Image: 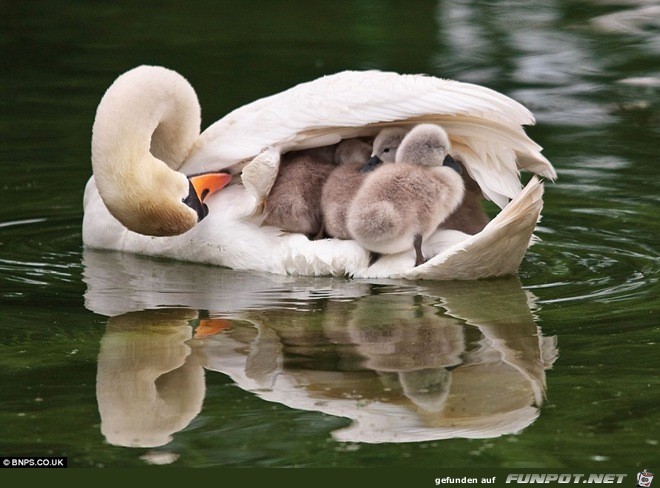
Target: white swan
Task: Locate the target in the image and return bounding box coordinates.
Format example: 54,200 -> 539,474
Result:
83,65 -> 556,280
90,66 -> 233,237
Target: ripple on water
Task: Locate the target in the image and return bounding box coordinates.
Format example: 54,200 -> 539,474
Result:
523,223 -> 659,307
591,5 -> 660,37
0,215 -> 83,293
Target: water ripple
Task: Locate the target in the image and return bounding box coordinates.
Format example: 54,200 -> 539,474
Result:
0,215 -> 82,295
523,227 -> 659,306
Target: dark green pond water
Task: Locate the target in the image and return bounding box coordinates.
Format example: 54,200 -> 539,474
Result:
1,0 -> 658,470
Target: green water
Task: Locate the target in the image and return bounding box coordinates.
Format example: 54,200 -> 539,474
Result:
1,0 -> 658,469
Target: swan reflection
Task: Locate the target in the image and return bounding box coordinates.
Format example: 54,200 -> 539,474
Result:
84,250 -> 557,447
95,309 -> 204,448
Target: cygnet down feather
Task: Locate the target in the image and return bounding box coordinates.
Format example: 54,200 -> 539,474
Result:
347,124 -> 465,266
321,138 -> 374,240
263,145 -> 337,239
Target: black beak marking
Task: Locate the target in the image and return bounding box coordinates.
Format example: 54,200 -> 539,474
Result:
443,154 -> 462,174
361,155 -> 383,173
183,180 -> 209,222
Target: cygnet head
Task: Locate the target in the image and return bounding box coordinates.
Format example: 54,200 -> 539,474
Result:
361,127 -> 409,173
334,138 -> 372,166
396,124 -> 461,173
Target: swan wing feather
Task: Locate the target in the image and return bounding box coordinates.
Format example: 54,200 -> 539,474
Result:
180,70 -> 553,206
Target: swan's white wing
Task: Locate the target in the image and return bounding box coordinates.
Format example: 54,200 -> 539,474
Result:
403,176 -> 544,280
84,67 -> 552,281
82,176 -> 543,281
181,70 -> 554,207
349,177 -> 544,279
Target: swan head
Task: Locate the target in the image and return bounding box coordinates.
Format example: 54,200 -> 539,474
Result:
361,127 -> 409,173
91,65 -> 232,237
396,124 -> 461,173
95,152 -> 232,237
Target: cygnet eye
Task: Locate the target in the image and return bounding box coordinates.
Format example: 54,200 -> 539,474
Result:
383,148 -> 390,153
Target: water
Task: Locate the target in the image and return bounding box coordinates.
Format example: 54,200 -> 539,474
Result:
1,0 -> 658,469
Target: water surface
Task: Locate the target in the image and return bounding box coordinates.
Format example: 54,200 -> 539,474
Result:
0,0 -> 658,469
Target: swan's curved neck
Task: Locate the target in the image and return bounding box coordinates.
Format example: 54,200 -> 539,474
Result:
90,66 -> 202,236
92,65 -> 201,175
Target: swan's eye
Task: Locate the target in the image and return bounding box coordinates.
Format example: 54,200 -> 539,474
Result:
383,148 -> 390,153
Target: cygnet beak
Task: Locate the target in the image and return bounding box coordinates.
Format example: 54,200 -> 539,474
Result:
183,171 -> 232,221
361,155 -> 383,173
442,154 -> 462,174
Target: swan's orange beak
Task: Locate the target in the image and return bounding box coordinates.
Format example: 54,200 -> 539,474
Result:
189,171 -> 233,202
184,171 -> 233,223
194,318 -> 233,338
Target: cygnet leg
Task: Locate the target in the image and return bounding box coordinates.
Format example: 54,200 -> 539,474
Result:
413,234 -> 426,267
368,252 -> 382,266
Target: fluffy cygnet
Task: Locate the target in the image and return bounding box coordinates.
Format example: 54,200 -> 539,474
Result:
439,167 -> 491,234
372,127 -> 490,235
263,145 -> 336,239
320,126 -> 409,242
320,138 -> 374,240
347,124 -> 465,266
361,126 -> 409,172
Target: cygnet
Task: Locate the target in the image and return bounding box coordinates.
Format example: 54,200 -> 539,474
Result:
360,126 -> 409,172
320,138 -> 374,240
347,124 -> 465,266
263,145 -> 336,239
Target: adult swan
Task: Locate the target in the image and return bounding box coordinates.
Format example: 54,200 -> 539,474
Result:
82,65 -> 556,280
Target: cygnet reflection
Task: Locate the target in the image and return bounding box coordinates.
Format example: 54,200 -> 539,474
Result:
86,251 -> 557,446
195,282 -> 556,443
329,294 -> 465,413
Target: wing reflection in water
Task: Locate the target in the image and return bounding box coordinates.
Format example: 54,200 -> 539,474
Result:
83,250 -> 557,447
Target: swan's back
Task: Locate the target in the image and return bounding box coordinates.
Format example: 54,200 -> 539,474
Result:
181,70 -> 555,209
